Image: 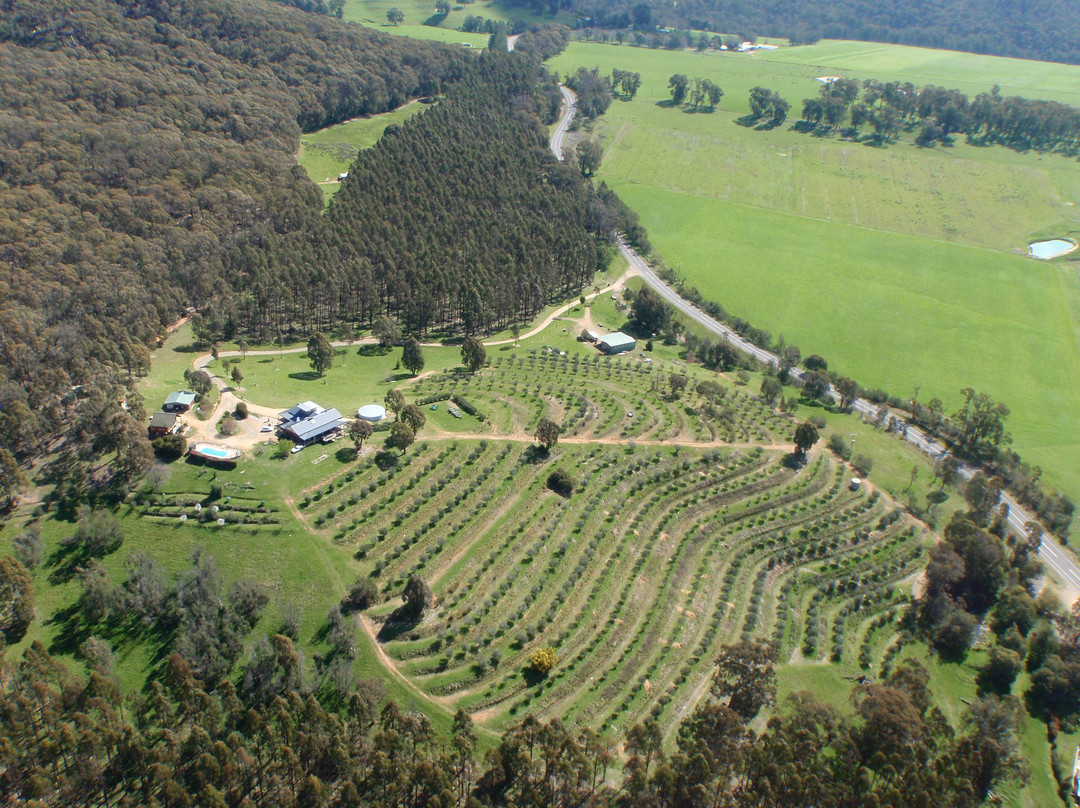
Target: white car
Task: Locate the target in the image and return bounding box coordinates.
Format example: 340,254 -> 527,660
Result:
627,410 -> 634,418
290,443 -> 304,454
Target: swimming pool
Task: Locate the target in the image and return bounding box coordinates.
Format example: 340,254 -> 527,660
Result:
191,443 -> 239,461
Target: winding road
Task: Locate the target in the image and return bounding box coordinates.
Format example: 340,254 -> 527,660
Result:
549,86 -> 1080,599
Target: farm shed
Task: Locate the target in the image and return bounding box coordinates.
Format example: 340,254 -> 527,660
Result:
163,391 -> 197,413
598,332 -> 637,354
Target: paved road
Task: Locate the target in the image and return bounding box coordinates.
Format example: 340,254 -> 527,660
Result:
549,86 -> 1080,598
550,86 -> 576,161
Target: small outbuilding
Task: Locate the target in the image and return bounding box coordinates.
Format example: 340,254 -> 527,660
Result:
581,329 -> 599,343
163,391 -> 197,413
148,412 -> 182,438
356,404 -> 386,422
598,332 -> 637,355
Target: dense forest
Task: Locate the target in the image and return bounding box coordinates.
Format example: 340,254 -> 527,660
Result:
0,0 -> 617,498
216,54 -> 611,343
522,0 -> 1080,65
0,0 -> 467,461
0,627 -> 1028,807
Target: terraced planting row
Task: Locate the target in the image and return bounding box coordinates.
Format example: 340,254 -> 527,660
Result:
140,487 -> 283,530
408,349 -> 788,444
301,438 -> 925,737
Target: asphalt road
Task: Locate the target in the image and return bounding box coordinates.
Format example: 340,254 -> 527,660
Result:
549,86 -> 1080,598
550,86 -> 576,162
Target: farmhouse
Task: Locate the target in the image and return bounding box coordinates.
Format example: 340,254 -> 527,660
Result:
279,401 -> 346,444
147,411 -> 183,438
597,332 -> 636,355
162,391 -> 197,413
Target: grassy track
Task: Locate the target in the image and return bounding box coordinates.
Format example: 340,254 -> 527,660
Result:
546,41 -> 1080,502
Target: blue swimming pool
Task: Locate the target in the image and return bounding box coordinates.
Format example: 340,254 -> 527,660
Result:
193,443 -> 237,460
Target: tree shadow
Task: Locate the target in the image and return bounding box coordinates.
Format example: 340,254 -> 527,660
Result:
522,445 -> 549,464
357,344 -> 391,357
522,668 -> 547,687
288,371 -> 323,382
422,12 -> 447,25
376,607 -> 422,642
790,121 -> 816,134
258,358 -> 274,364
373,451 -> 400,471
47,539 -> 91,586
655,99 -> 678,108
335,447 -> 357,463
782,452 -> 807,470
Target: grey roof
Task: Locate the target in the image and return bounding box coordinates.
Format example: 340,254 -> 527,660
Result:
281,407 -> 345,443
280,400 -> 324,423
165,391 -> 197,406
149,412 -> 179,428
598,332 -> 636,351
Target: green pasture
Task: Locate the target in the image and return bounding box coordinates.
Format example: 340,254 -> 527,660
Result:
547,40 -> 1080,504
548,42 -> 1080,252
341,0 -> 567,43
760,39 -> 1080,107
298,101 -> 427,202
204,344 -> 465,416
615,183 -> 1080,502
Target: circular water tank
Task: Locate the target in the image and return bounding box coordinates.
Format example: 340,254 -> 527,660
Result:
357,404 -> 386,422
216,518 -> 226,526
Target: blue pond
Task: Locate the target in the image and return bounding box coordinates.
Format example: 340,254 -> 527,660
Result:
1028,239 -> 1076,260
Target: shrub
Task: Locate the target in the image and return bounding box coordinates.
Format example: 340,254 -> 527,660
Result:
852,454 -> 874,477
547,468 -> 576,497
527,647 -> 558,676
152,434 -> 187,460
235,401 -> 249,419
826,433 -> 852,460
219,416 -> 240,436
343,576 -> 380,612
809,415 -> 826,429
